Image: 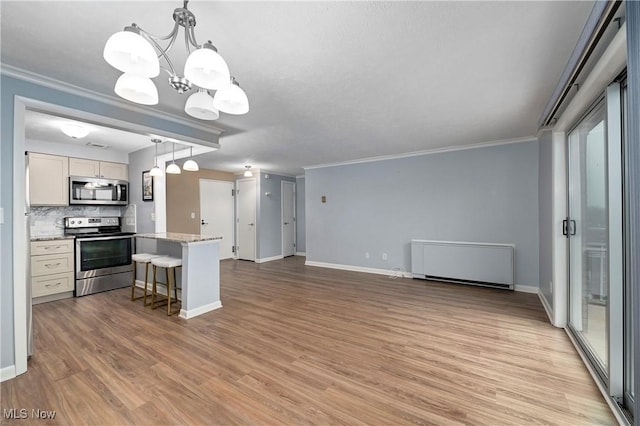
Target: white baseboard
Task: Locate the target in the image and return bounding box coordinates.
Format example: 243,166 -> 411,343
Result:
304,261 -> 539,293
255,255 -> 284,264
1,365 -> 16,382
179,301 -> 222,319
538,291 -> 556,325
514,285 -> 538,294
295,252 -> 306,256
304,260 -> 412,278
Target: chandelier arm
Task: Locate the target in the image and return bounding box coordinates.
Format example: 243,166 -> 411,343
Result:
188,26 -> 203,49
184,20 -> 192,54
134,21 -> 180,41
139,29 -> 179,75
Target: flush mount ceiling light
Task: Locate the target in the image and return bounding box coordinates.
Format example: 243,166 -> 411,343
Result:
60,122 -> 90,139
243,165 -> 253,177
183,146 -> 199,171
149,138 -> 163,177
103,0 -> 249,120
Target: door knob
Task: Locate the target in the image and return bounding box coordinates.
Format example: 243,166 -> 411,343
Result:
201,219 -> 208,225
248,223 -> 254,226
284,222 -> 289,225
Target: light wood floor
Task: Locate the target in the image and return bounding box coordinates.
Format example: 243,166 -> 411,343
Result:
2,256 -> 615,425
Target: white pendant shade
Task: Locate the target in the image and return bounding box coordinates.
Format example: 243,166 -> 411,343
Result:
103,30 -> 159,77
60,123 -> 90,139
243,165 -> 253,177
149,166 -> 163,177
185,89 -> 219,120
184,47 -> 230,90
183,159 -> 199,171
114,73 -> 159,105
166,162 -> 181,174
213,83 -> 249,115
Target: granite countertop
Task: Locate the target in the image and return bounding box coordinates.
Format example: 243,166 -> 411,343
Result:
135,232 -> 223,243
31,235 -> 75,241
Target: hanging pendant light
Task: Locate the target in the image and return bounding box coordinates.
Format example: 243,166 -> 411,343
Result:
166,142 -> 182,174
183,146 -> 199,171
243,165 -> 253,177
149,138 -> 163,177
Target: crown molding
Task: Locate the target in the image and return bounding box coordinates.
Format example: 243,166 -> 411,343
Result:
0,63 -> 225,136
303,136 -> 538,170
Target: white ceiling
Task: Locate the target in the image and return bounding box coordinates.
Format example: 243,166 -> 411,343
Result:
1,1 -> 594,176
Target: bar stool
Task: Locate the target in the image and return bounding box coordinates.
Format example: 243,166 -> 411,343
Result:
151,256 -> 182,316
131,253 -> 161,306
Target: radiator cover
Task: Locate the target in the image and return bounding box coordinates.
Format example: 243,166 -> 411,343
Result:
411,240 -> 515,290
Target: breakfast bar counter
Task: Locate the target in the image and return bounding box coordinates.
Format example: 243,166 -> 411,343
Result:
135,233 -> 223,319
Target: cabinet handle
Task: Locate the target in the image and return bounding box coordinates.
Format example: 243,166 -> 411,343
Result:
45,282 -> 62,288
43,246 -> 62,250
44,262 -> 61,268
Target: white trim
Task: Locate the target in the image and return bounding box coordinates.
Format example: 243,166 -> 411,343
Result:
0,365 -> 17,382
295,252 -> 306,256
306,260 -> 537,292
538,291 -> 556,326
179,301 -> 222,320
1,64 -> 225,136
296,175 -> 305,179
303,136 -> 537,170
255,255 -> 284,264
305,261 -> 413,278
513,285 -> 538,294
551,131 -> 568,328
13,98 -> 28,377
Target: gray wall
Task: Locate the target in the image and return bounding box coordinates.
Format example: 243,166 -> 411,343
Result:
538,131 -> 554,307
305,141 -> 540,287
296,176 -> 306,253
257,172 -> 296,259
0,73 -> 220,370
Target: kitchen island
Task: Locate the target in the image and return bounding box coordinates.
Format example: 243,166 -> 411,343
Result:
135,233 -> 223,319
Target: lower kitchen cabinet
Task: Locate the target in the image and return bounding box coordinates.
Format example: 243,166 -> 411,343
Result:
30,239 -> 74,303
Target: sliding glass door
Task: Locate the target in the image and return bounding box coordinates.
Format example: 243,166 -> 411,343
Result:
567,79 -> 633,420
568,99 -> 609,374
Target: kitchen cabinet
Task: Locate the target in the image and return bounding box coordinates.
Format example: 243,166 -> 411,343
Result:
28,152 -> 69,206
69,158 -> 128,180
30,239 -> 75,302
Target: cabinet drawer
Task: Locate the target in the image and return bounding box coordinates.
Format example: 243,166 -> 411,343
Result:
31,239 -> 74,255
31,252 -> 74,276
32,272 -> 74,297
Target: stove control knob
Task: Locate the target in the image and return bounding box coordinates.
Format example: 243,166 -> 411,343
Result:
78,220 -> 82,225
70,220 -> 75,224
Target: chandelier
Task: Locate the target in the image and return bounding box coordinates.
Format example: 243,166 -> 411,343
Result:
103,1 -> 249,120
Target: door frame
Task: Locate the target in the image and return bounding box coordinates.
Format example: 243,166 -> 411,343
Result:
281,180 -> 296,257
235,177 -> 256,261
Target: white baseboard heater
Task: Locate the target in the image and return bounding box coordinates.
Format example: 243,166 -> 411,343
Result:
411,240 -> 515,290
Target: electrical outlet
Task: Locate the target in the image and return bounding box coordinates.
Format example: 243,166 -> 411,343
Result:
382,252 -> 388,261
191,212 -> 195,219
150,212 -> 156,222
365,252 -> 370,259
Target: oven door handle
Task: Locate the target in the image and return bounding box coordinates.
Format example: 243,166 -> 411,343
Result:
76,235 -> 134,242
116,185 -> 122,201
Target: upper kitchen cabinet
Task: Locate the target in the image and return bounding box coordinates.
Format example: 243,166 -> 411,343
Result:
28,152 -> 69,206
69,158 -> 128,181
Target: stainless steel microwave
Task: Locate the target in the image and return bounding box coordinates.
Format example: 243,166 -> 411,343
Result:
69,176 -> 128,205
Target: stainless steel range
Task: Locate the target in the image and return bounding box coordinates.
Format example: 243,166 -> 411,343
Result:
64,216 -> 135,296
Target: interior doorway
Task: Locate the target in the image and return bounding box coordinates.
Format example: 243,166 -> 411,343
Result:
199,179 -> 234,260
282,181 -> 295,257
236,178 -> 256,261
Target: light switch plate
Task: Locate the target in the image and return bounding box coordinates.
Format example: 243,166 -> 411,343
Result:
0,207 -> 4,224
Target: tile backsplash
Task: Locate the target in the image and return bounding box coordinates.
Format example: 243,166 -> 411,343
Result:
30,206 -> 125,238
